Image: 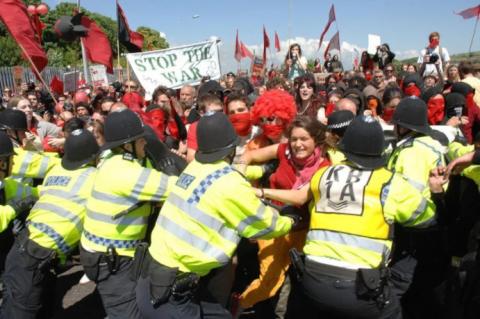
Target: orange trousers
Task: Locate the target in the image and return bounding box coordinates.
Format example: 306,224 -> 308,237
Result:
238,229 -> 307,308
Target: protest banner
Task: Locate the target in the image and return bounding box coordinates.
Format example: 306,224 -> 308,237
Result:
251,56 -> 264,74
368,34 -> 381,54
126,40 -> 221,99
89,64 -> 109,89
63,70 -> 80,93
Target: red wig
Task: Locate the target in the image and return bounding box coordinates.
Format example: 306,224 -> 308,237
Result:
251,89 -> 297,126
121,92 -> 145,113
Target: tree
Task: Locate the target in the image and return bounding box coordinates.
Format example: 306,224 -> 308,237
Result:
137,26 -> 169,51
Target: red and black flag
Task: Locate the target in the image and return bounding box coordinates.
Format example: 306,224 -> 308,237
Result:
117,0 -> 144,52
455,4 -> 480,19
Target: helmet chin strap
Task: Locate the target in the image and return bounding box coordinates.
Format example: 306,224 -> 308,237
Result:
225,147 -> 236,165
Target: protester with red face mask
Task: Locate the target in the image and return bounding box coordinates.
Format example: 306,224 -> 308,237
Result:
381,86 -> 403,124
417,31 -> 450,78
225,93 -> 258,164
421,86 -> 445,125
402,73 -> 423,97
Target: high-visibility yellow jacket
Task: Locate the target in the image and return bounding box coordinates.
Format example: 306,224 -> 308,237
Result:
327,147 -> 346,165
81,153 -> 176,257
27,164 -> 96,263
447,142 -> 480,190
0,178 -> 38,232
11,147 -> 60,182
387,135 -> 445,196
305,164 -> 436,269
149,160 -> 292,276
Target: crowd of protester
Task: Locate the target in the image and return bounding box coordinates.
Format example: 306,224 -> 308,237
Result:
0,30 -> 480,318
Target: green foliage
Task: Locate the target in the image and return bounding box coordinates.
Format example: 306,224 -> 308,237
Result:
0,1 -> 168,68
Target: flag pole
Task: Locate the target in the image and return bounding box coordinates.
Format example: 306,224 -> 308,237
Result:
115,0 -> 122,81
469,14 -> 480,56
77,0 -> 90,85
288,0 -> 292,57
16,42 -> 58,105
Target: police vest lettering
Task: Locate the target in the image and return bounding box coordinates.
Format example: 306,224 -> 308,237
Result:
44,176 -> 72,187
316,165 -> 372,215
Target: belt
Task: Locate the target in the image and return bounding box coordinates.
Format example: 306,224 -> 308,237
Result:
305,258 -> 357,280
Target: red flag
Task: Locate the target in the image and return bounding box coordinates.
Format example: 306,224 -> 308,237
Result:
319,4 -> 336,49
240,42 -> 254,59
117,1 -> 144,52
81,16 -> 113,73
31,15 -> 46,44
50,76 -> 64,96
324,31 -> 340,59
456,5 -> 480,19
274,31 -> 281,52
234,30 -> 242,62
263,26 -> 270,64
0,0 -> 48,74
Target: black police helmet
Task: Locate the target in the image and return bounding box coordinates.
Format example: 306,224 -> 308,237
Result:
0,109 -> 28,131
62,129 -> 99,170
0,131 -> 15,158
338,116 -> 386,169
101,109 -> 145,151
391,97 -> 431,135
195,112 -> 240,163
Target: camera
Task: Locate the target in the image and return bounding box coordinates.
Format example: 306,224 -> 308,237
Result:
427,53 -> 439,64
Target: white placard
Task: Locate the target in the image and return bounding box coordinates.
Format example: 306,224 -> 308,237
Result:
126,40 -> 221,100
368,34 -> 381,55
89,64 -> 109,89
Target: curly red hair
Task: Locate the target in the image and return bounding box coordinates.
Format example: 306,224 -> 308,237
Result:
251,89 -> 297,126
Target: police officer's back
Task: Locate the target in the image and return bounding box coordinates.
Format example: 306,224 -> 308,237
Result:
79,108 -> 176,319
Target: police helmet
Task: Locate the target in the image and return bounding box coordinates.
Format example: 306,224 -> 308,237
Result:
101,109 -> 145,151
62,129 -> 99,170
391,97 -> 431,135
0,131 -> 15,158
0,109 -> 28,131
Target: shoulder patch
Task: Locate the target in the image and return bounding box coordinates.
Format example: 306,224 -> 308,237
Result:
44,176 -> 71,187
176,173 -> 195,190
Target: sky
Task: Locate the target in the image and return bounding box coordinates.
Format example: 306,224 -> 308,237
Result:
45,0 -> 480,72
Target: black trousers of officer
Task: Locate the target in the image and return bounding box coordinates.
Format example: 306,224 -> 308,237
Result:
0,233 -> 55,319
285,259 -> 402,319
79,245 -> 142,319
136,256 -> 234,319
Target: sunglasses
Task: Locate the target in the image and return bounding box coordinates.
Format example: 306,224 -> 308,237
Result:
385,69 -> 393,72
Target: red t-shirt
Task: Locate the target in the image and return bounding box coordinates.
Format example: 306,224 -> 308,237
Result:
186,121 -> 198,150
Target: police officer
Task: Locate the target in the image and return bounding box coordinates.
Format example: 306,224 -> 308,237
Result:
257,116 -> 446,318
0,131 -> 37,233
79,109 -> 176,319
1,129 -> 98,319
388,97 -> 448,317
0,109 -> 60,183
135,112 -> 296,319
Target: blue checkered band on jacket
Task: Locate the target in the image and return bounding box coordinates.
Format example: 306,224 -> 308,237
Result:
83,229 -> 142,249
29,221 -> 71,255
187,166 -> 233,204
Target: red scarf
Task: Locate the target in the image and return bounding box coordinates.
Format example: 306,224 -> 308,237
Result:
429,39 -> 439,49
325,102 -> 336,116
229,113 -> 252,136
290,146 -> 327,189
404,85 -> 421,97
382,107 -> 395,123
427,97 -> 444,125
262,124 -> 284,140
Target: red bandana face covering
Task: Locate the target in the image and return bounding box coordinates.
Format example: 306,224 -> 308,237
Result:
262,124 -> 284,140
427,97 -> 445,125
404,85 -> 421,97
229,113 -> 252,136
429,39 -> 439,48
382,107 -> 395,123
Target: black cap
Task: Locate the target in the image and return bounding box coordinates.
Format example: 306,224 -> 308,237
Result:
226,72 -> 236,77
445,92 -> 466,118
392,97 -> 431,135
62,129 -> 99,170
338,116 -> 386,169
0,131 -> 14,158
327,110 -> 354,136
101,109 -> 145,151
0,109 -> 27,131
403,73 -> 422,88
195,112 -> 240,163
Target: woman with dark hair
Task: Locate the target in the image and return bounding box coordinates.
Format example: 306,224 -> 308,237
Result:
236,115 -> 330,314
373,43 -> 396,70
360,51 -> 374,73
284,43 -> 308,80
381,86 -> 403,123
295,75 -> 325,121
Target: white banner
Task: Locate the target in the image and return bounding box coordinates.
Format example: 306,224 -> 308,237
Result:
89,64 -> 109,89
368,34 -> 381,55
126,40 -> 221,99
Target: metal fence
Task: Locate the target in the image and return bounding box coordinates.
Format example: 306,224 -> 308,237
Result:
0,66 -> 126,93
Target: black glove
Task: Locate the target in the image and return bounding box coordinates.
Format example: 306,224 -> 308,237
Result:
9,195 -> 37,221
280,205 -> 304,230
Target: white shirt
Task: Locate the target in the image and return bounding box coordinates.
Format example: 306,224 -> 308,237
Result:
417,46 -> 450,77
